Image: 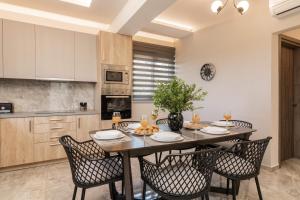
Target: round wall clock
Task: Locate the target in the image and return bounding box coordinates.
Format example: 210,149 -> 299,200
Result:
200,63 -> 216,81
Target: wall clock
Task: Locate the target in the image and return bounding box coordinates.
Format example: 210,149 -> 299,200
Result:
200,63 -> 216,81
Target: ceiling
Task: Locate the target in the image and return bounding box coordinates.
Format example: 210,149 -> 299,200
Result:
0,0 -> 128,23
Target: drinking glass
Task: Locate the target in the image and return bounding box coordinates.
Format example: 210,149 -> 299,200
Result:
151,110 -> 158,124
192,112 -> 201,133
112,112 -> 121,129
140,115 -> 148,143
223,112 -> 232,128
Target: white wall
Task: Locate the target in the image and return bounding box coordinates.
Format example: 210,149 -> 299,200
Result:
175,0 -> 300,167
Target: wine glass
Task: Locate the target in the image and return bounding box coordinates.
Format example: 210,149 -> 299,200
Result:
112,112 -> 121,129
192,112 -> 201,133
223,112 -> 232,128
151,110 -> 158,124
140,115 -> 148,144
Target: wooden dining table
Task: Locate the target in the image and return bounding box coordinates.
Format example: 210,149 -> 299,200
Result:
90,121 -> 256,200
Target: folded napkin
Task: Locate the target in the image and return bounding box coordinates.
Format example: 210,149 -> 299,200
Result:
153,132 -> 181,142
127,123 -> 141,129
202,126 -> 228,134
95,130 -> 122,139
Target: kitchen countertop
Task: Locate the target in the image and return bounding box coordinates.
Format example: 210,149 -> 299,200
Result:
0,110 -> 100,119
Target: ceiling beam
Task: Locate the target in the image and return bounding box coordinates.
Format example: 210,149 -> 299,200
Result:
109,0 -> 176,35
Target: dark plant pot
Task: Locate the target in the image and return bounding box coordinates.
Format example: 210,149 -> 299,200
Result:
168,112 -> 184,131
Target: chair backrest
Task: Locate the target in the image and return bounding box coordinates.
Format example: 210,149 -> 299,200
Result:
221,119 -> 253,129
156,118 -> 168,125
140,147 -> 220,198
59,135 -> 105,187
224,137 -> 271,178
113,120 -> 140,130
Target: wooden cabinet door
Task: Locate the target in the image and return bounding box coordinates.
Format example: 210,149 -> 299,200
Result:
3,20 -> 35,79
0,118 -> 34,167
100,31 -> 132,66
76,115 -> 99,142
0,19 -> 3,78
75,33 -> 97,82
36,26 -> 75,80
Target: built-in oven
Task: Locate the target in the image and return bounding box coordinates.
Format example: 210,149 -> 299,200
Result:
101,95 -> 132,120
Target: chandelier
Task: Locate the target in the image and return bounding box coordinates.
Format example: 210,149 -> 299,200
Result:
211,0 -> 250,15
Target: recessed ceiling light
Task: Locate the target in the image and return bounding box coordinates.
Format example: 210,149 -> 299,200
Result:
152,18 -> 195,32
60,0 -> 92,7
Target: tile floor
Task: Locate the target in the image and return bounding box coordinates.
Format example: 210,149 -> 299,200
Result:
0,158 -> 299,200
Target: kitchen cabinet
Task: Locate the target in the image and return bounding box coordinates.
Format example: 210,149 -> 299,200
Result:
99,31 -> 132,66
36,26 -> 75,80
75,33 -> 97,82
3,20 -> 35,79
0,19 -> 3,78
0,118 -> 34,167
76,114 -> 100,142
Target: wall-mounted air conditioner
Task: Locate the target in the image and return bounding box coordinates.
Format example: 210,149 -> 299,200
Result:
270,0 -> 300,17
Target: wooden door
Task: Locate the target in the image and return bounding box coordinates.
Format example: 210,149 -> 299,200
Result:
75,32 -> 97,82
36,25 -> 75,80
3,20 -> 35,79
0,19 -> 3,78
99,31 -> 132,66
76,115 -> 99,142
0,118 -> 34,167
280,45 -> 295,161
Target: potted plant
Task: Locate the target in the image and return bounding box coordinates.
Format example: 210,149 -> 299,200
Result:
153,77 -> 207,131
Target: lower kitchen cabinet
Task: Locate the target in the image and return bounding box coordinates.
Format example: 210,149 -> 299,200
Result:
76,114 -> 100,142
0,118 -> 34,167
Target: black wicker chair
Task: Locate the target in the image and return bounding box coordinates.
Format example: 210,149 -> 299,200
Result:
139,148 -> 221,200
113,120 -> 140,131
214,137 -> 271,200
59,135 -> 123,200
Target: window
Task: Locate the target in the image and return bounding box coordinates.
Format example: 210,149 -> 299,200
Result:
133,42 -> 176,101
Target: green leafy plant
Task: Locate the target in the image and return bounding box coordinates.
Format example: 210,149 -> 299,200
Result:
153,77 -> 207,113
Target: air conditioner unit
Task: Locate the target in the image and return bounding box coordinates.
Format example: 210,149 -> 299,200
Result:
270,0 -> 300,17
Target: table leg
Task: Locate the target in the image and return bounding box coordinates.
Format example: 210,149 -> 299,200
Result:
123,151 -> 134,200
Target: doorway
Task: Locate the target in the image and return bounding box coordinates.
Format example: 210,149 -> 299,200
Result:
279,35 -> 300,163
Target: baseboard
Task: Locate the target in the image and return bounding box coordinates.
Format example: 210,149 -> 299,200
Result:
0,159 -> 67,173
261,164 -> 280,171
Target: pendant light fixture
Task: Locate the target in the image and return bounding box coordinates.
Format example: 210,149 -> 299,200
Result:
211,0 -> 250,15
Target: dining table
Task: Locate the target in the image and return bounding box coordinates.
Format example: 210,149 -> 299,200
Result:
90,121 -> 256,200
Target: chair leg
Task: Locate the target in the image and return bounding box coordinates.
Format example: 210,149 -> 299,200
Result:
81,188 -> 86,200
201,195 -> 204,200
121,180 -> 124,195
72,186 -> 77,200
205,192 -> 209,200
142,181 -> 146,200
226,178 -> 230,195
255,176 -> 263,200
232,180 -> 236,200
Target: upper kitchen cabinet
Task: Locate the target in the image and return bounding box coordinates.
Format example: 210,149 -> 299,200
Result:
99,31 -> 132,66
0,19 -> 3,78
3,20 -> 35,79
75,33 -> 97,82
36,26 -> 75,80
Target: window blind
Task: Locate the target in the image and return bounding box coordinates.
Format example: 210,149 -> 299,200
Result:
133,41 -> 176,101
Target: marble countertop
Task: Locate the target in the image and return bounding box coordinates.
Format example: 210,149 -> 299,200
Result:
0,110 -> 100,119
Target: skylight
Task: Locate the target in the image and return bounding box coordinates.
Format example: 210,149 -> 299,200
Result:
60,0 -> 92,7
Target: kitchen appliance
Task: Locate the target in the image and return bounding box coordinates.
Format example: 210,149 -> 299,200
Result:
101,95 -> 132,120
0,103 -> 14,113
80,102 -> 87,111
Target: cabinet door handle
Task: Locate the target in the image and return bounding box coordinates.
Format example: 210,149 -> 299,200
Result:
49,143 -> 61,146
49,119 -> 63,121
50,136 -> 61,139
29,120 -> 32,132
50,127 -> 63,130
78,118 -> 81,129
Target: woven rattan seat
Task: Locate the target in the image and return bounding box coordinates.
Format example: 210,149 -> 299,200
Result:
139,148 -> 220,200
59,135 -> 123,200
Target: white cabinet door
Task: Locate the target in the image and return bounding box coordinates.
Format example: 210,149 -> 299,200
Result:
0,19 -> 3,78
75,33 -> 97,82
36,26 -> 75,80
3,20 -> 35,79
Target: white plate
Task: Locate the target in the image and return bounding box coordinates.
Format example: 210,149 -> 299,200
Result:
150,132 -> 184,143
201,126 -> 230,135
94,130 -> 125,140
211,121 -> 234,127
127,123 -> 141,130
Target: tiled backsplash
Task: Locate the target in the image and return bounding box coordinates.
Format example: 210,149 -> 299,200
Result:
0,79 -> 95,112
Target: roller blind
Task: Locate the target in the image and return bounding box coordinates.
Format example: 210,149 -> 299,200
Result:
133,41 -> 176,101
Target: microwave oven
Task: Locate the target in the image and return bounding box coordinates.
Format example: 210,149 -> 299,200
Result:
104,67 -> 129,85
